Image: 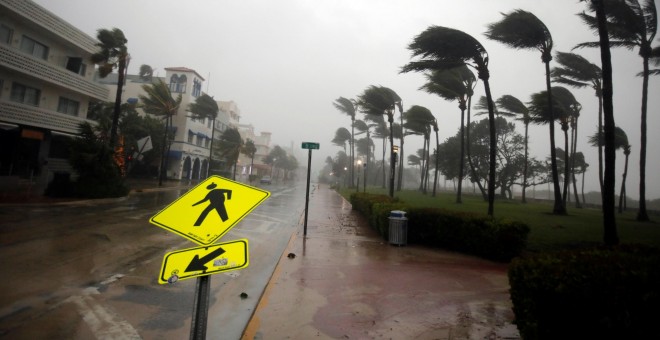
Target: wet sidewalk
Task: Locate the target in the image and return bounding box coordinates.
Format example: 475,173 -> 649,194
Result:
243,185 -> 519,339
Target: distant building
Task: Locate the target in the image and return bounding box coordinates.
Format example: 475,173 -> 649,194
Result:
99,67 -> 229,181
0,0 -> 109,189
237,123 -> 271,180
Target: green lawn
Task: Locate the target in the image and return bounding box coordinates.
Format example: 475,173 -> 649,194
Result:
339,187 -> 660,253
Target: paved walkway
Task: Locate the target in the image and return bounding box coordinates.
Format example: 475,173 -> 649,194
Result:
243,185 -> 519,339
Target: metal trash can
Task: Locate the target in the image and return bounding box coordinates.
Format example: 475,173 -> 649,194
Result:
388,210 -> 408,246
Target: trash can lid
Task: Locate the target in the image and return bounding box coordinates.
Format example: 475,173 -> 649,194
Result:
390,210 -> 406,218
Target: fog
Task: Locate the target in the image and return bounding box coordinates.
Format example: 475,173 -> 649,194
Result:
36,0 -> 660,200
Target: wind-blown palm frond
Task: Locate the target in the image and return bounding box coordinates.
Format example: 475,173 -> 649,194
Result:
497,95 -> 529,122
139,80 -> 182,117
552,51 -> 602,88
332,97 -> 356,119
402,26 -> 488,75
576,0 -> 656,50
332,127 -> 352,148
420,65 -> 475,103
485,9 -> 553,55
528,87 -> 579,124
188,94 -> 219,120
474,96 -> 502,117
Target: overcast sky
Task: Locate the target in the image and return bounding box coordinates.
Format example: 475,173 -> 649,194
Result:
35,0 -> 660,200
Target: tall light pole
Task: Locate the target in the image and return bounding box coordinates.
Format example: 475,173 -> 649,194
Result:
356,160 -> 362,192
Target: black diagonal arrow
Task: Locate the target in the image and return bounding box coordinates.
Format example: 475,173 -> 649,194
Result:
185,247 -> 226,273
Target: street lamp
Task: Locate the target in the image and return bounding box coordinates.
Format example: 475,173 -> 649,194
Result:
363,163 -> 367,193
356,160 -> 362,192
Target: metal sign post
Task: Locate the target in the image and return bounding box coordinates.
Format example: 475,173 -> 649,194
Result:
301,142 -> 319,236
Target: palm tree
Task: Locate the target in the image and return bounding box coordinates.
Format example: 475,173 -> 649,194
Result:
590,127 -> 631,213
354,119 -> 373,189
333,97 -> 357,187
404,106 -> 434,194
138,80 -> 182,186
496,95 -> 531,203
486,9 -> 565,215
188,93 -> 219,178
402,26 -> 497,216
551,51 -> 603,193
420,65 -> 476,202
216,128 -> 243,180
528,86 -> 580,206
138,64 -> 154,83
242,139 -> 257,181
357,86 -> 402,197
91,28 -> 129,148
331,127 -> 352,153
577,0 -> 656,222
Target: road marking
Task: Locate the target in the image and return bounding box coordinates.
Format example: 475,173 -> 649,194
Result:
65,293 -> 141,340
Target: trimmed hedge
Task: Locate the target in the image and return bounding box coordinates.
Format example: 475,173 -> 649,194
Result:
349,193 -> 529,262
508,245 -> 660,339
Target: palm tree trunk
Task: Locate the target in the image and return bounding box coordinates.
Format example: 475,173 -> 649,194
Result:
522,122 -> 529,203
562,125 -> 570,206
465,96 -> 487,200
597,93 -> 604,193
432,127 -> 439,197
482,79 -> 496,217
381,137 -> 386,189
351,118 -> 355,188
582,169 -> 586,205
388,112 -> 395,198
545,61 -> 566,215
594,0 -> 618,245
571,118 -> 582,208
457,106 -> 465,203
110,56 -> 127,147
398,114 -> 404,191
419,137 -> 427,192
619,151 -> 629,213
207,118 -> 216,178
158,116 -> 169,187
637,54 -> 650,221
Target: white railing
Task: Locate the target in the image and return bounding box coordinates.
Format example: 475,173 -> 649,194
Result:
0,44 -> 108,100
0,100 -> 95,134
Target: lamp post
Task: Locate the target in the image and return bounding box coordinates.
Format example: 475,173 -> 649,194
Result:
356,160 -> 362,192
363,163 -> 367,193
270,158 -> 277,179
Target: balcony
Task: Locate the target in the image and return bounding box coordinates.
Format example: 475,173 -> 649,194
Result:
0,44 -> 108,100
0,100 -> 95,134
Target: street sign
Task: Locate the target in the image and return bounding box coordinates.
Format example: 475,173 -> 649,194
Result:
150,175 -> 270,245
301,142 -> 319,150
159,239 -> 249,284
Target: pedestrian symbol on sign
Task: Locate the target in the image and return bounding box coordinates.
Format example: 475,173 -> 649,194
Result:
192,183 -> 232,225
150,175 -> 270,245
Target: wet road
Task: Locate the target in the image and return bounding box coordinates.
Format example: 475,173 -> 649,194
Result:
0,180 -> 307,339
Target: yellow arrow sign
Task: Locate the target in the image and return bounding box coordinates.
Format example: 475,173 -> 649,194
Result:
150,176 -> 270,245
159,239 -> 249,284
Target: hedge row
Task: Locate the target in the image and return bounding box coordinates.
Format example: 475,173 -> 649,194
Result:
508,245 -> 660,339
349,192 -> 529,262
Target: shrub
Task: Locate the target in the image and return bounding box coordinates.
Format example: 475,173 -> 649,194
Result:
349,193 -> 529,261
508,245 -> 660,339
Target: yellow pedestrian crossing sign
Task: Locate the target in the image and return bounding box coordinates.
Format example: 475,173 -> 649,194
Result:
150,176 -> 270,245
159,239 -> 249,284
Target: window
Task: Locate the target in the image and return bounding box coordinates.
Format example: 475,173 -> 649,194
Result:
205,138 -> 210,148
20,35 -> 48,60
169,74 -> 187,93
1,24 -> 12,44
188,131 -> 194,143
10,83 -> 40,106
57,97 -> 80,116
192,79 -> 202,97
196,136 -> 203,146
66,57 -> 86,76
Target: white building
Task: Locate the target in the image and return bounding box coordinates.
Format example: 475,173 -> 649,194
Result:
0,0 -> 108,189
101,67 -> 230,181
